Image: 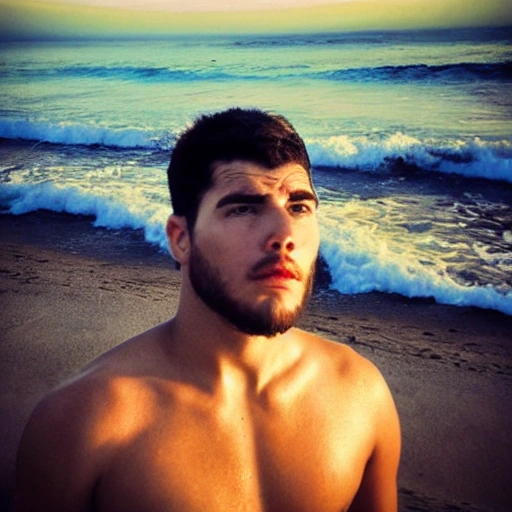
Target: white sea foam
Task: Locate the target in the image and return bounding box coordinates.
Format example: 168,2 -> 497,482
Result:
307,134 -> 512,183
0,182 -> 169,249
319,214 -> 512,316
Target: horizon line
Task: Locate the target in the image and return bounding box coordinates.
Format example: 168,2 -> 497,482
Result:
1,23 -> 510,43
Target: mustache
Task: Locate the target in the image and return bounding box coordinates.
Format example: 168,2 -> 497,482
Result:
248,254 -> 303,281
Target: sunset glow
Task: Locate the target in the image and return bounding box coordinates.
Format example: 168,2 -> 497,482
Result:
0,0 -> 511,39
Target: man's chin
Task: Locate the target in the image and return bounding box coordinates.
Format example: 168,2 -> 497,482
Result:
232,320 -> 293,338
225,300 -> 303,338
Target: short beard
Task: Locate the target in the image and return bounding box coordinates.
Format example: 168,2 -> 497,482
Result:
188,244 -> 315,338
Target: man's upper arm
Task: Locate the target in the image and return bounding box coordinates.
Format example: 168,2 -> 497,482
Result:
14,386 -> 105,512
349,364 -> 401,512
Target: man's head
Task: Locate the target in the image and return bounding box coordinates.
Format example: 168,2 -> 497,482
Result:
167,108 -> 312,231
166,109 -> 319,337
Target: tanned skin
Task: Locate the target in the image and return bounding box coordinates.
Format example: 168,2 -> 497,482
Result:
14,161 -> 400,512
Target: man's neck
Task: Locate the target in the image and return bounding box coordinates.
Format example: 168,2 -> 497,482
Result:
164,286 -> 304,396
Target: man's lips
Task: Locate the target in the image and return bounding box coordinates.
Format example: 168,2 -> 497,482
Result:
251,267 -> 299,280
249,256 -> 302,282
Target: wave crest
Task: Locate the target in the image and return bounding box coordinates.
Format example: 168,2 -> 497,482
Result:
0,119 -> 173,150
1,119 -> 510,183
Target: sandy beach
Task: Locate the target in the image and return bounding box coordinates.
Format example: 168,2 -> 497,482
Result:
1,211 -> 511,512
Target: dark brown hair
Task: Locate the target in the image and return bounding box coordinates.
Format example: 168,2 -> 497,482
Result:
167,108 -> 312,230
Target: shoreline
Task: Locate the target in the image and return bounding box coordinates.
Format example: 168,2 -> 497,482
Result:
1,211 -> 511,511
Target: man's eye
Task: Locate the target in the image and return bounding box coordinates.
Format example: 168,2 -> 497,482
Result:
289,203 -> 311,214
227,205 -> 255,216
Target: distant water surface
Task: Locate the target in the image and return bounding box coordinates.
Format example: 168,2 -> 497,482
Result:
1,27 -> 511,314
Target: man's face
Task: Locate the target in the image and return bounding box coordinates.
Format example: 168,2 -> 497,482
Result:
187,160 -> 320,337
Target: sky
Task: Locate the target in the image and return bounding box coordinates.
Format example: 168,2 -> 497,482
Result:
1,0 -> 511,40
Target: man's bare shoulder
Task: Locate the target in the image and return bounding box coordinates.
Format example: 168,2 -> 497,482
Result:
293,332 -> 402,512
292,327 -> 401,479
20,321 -> 176,461
293,327 -> 382,375
291,327 -> 394,407
14,323 -> 177,511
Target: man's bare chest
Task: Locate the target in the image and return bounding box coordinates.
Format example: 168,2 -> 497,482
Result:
94,403 -> 370,512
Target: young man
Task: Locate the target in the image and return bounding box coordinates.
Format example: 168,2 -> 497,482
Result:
14,108 -> 400,512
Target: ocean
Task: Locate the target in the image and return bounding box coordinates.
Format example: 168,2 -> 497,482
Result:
1,27 -> 511,314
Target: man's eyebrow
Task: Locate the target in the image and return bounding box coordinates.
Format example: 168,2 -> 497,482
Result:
216,193 -> 267,209
289,190 -> 319,206
216,190 -> 319,209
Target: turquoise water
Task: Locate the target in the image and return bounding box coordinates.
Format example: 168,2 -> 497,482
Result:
1,27 -> 511,313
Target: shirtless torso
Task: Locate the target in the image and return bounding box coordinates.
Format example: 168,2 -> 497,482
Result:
15,321 -> 400,512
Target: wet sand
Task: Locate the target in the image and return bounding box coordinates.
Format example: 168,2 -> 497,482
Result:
1,211 -> 511,511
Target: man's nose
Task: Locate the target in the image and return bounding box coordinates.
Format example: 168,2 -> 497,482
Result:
264,209 -> 295,253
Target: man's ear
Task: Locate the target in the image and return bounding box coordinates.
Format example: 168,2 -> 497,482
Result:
166,214 -> 190,266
